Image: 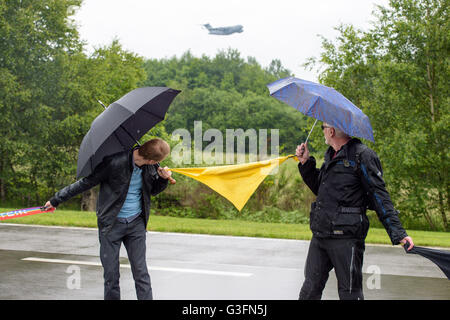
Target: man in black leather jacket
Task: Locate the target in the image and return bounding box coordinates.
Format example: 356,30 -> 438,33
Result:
44,138 -> 172,300
295,123 -> 414,300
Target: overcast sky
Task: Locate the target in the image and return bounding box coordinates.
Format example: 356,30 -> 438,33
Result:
73,0 -> 390,82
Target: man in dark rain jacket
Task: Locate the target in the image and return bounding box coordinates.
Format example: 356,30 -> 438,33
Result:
44,138 -> 172,300
295,123 -> 414,300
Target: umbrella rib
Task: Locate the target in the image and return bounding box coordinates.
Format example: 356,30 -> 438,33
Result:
119,124 -> 141,146
139,108 -> 164,121
112,129 -> 128,150
306,96 -> 321,117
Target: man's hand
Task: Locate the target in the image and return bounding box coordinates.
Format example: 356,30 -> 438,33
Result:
42,201 -> 55,211
157,166 -> 172,180
157,166 -> 176,184
400,236 -> 415,251
296,142 -> 310,165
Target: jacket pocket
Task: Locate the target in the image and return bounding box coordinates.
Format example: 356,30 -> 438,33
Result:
332,213 -> 363,237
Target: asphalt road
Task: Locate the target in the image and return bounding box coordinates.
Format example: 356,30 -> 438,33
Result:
0,223 -> 448,300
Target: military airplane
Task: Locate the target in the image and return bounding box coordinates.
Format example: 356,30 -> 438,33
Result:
202,24 -> 243,35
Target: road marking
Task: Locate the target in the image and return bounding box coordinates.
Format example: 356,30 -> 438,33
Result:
21,257 -> 253,277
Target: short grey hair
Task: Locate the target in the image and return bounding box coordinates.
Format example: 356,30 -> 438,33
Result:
324,122 -> 350,139
333,126 -> 350,139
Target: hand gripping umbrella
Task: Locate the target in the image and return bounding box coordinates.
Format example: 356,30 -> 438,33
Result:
404,242 -> 450,280
267,77 -> 374,143
77,87 -> 180,179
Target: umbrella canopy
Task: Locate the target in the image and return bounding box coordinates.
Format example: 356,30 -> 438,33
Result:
77,87 -> 181,178
267,77 -> 374,142
404,242 -> 450,280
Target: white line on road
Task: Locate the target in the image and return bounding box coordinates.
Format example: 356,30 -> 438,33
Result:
21,257 -> 253,277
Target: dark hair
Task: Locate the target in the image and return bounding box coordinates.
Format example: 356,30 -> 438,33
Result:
138,138 -> 170,162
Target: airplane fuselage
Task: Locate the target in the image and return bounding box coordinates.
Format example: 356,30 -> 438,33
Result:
203,24 -> 243,35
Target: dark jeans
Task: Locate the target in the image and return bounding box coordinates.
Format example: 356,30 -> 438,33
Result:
299,236 -> 365,300
99,215 -> 152,300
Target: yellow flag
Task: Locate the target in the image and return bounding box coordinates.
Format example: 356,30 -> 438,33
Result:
169,155 -> 297,211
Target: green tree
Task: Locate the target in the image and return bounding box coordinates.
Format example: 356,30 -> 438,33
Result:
0,0 -> 84,205
0,1 -> 148,210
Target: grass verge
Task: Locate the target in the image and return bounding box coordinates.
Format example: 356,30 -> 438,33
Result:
1,208 -> 449,248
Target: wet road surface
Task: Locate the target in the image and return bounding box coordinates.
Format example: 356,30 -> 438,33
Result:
0,223 -> 448,300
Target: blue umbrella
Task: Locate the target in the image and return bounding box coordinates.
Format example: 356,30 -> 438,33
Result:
267,77 -> 374,142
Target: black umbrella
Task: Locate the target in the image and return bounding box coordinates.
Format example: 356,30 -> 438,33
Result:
404,242 -> 450,280
77,87 -> 181,179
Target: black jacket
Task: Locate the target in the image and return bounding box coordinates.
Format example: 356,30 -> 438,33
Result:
299,138 -> 407,244
50,149 -> 168,235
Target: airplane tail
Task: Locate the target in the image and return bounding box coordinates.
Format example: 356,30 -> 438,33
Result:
203,23 -> 212,31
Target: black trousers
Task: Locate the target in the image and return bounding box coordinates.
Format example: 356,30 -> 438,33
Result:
99,215 -> 153,300
299,236 -> 365,300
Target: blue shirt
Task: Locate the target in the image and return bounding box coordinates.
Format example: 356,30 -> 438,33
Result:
117,160 -> 143,220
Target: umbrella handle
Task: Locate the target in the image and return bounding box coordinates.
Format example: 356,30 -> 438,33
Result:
298,119 -> 318,157
304,119 -> 318,144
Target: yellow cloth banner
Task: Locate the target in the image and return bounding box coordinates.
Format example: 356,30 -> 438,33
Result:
169,155 -> 297,211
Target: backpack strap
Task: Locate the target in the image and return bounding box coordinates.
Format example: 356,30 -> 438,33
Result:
350,141 -> 375,210
346,140 -> 359,172
348,140 -> 368,173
